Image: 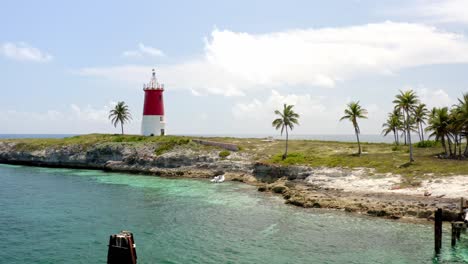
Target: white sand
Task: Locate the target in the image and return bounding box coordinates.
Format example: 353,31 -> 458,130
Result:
305,167 -> 468,198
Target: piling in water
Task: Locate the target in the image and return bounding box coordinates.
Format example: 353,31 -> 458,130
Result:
107,231 -> 137,264
435,208 -> 442,255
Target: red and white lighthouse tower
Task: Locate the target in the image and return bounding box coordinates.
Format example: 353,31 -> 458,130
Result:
141,69 -> 165,136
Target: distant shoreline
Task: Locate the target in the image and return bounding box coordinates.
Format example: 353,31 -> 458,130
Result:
0,133 -> 424,143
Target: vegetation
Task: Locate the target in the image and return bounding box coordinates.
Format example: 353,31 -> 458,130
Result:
154,137 -> 191,155
382,110 -> 402,145
414,104 -> 429,143
426,93 -> 468,158
108,101 -> 132,135
415,140 -> 438,148
218,150 -> 231,158
272,104 -> 300,160
4,134 -> 468,181
6,134 -> 190,152
393,90 -> 420,162
339,101 -> 368,155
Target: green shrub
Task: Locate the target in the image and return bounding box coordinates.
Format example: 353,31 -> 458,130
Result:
391,145 -> 401,151
155,137 -> 191,155
416,140 -> 438,148
111,135 -> 146,142
219,150 -> 231,158
270,152 -> 307,165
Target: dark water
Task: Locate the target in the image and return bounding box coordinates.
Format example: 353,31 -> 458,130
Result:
0,164 -> 466,263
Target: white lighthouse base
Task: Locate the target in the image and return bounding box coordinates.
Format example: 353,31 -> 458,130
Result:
141,115 -> 166,136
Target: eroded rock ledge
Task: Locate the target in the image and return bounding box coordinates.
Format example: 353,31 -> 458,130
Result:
0,141 -> 462,222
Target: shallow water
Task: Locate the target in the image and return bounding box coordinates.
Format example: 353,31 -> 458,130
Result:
0,164 -> 466,263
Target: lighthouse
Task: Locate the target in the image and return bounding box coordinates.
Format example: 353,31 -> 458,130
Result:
141,69 -> 165,136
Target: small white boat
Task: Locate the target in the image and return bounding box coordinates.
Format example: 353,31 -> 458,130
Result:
210,174 -> 225,183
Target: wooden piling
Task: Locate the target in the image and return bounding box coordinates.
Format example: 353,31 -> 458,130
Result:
107,231 -> 137,264
435,208 -> 443,255
451,221 -> 464,247
452,222 -> 457,247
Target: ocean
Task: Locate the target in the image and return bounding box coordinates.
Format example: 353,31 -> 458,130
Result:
0,164 -> 465,263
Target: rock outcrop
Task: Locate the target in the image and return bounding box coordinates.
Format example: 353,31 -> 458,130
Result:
0,141 -> 253,177
0,140 -> 463,222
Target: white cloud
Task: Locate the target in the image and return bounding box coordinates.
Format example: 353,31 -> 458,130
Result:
70,102 -> 117,122
1,42 -> 53,62
417,88 -> 456,109
232,90 -> 339,134
232,90 -> 390,134
122,43 -> 165,58
0,102 -> 142,134
78,22 -> 468,97
413,0 -> 468,24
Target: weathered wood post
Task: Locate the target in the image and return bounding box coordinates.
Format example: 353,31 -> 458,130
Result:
451,221 -> 464,247
107,231 -> 137,264
435,208 -> 442,255
452,222 -> 457,247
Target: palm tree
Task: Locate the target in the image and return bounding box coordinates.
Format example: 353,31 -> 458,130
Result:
272,104 -> 300,160
414,103 -> 429,142
393,90 -> 419,162
340,101 -> 368,155
108,101 -> 132,135
426,107 -> 450,156
382,110 -> 402,145
456,93 -> 468,156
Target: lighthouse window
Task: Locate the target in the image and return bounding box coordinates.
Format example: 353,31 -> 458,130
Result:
159,95 -> 162,100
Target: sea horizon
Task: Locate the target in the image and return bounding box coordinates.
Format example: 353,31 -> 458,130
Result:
0,133 -> 423,143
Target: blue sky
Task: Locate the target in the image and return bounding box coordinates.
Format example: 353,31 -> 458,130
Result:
1,0 -> 468,135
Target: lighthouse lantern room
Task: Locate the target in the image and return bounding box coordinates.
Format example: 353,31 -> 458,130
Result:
141,69 -> 165,136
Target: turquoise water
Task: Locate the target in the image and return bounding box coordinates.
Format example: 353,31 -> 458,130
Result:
0,164 -> 466,263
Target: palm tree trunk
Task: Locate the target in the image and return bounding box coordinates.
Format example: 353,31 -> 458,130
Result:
441,135 -> 447,155
406,111 -> 414,162
121,122 -> 124,135
457,134 -> 462,158
420,122 -> 425,142
448,135 -> 453,156
355,127 -> 361,155
403,129 -> 407,145
417,123 -> 422,141
396,129 -> 400,145
283,126 -> 289,160
464,136 -> 468,156
393,129 -> 397,145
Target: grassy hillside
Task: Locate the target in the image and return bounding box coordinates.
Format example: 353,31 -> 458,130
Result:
4,134 -> 193,154
198,136 -> 468,178
3,134 -> 468,178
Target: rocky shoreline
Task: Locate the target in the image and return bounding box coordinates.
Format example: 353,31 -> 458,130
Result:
0,140 -> 464,222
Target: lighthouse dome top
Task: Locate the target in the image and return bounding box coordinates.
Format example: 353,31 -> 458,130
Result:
143,68 -> 164,90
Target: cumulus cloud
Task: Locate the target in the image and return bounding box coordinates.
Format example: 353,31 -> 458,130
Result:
417,88 -> 457,109
78,22 -> 468,96
232,90 -> 343,134
1,42 -> 53,62
122,43 -> 165,58
232,90 -> 391,134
